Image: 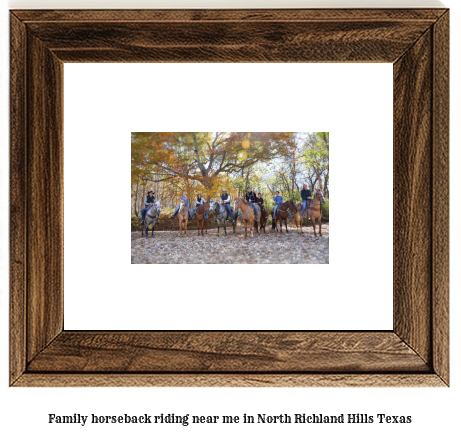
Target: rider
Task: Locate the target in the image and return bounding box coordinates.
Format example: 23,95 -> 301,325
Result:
192,193 -> 208,219
255,192 -> 264,208
221,188 -> 233,220
301,183 -> 312,217
245,186 -> 259,220
273,190 -> 291,219
140,191 -> 155,224
171,191 -> 192,219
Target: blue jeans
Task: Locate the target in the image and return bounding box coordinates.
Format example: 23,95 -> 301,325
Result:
141,206 -> 150,220
224,204 -> 232,218
302,200 -> 308,217
252,203 -> 259,220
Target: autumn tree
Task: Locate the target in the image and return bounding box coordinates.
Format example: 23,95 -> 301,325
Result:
131,132 -> 297,200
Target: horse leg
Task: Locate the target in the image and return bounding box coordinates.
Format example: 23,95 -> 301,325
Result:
222,217 -> 227,236
312,217 -> 317,237
244,220 -> 248,238
185,220 -> 188,236
319,217 -> 322,237
151,223 -> 154,238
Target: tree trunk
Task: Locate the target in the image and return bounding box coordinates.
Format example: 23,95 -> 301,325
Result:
316,168 -> 323,191
323,172 -> 329,198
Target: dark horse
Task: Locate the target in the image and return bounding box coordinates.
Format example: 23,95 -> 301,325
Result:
195,202 -> 209,236
259,205 -> 269,233
271,200 -> 297,233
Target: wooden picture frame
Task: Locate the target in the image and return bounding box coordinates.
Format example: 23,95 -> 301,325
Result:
10,9 -> 449,387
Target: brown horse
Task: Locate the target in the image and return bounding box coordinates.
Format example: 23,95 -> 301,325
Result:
271,200 -> 297,233
234,198 -> 259,238
259,205 -> 269,233
177,199 -> 189,236
291,203 -> 303,233
307,189 -> 325,236
195,202 -> 209,236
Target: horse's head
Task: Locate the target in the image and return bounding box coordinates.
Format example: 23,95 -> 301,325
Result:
288,200 -> 297,213
209,199 -> 216,211
233,198 -> 242,212
179,199 -> 186,209
154,201 -> 161,210
315,189 -> 325,204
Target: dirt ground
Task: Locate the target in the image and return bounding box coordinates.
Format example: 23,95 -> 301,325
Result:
131,222 -> 329,264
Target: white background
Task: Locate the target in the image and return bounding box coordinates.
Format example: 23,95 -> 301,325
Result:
1,1 -> 459,436
64,63 -> 392,331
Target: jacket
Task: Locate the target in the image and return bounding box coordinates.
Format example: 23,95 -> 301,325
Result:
301,189 -> 311,201
196,197 -> 206,206
144,194 -> 155,206
246,191 -> 257,203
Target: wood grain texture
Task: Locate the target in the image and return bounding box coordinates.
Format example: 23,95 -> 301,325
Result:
10,13 -> 27,386
393,29 -> 432,365
13,373 -> 446,388
9,9 -> 449,387
27,21 -> 432,63
26,34 -> 64,362
27,332 -> 429,373
12,9 -> 447,23
432,11 -> 449,385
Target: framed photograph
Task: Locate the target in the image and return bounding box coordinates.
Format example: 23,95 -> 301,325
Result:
10,9 -> 449,386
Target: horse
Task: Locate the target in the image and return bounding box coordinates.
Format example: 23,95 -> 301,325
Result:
195,202 -> 209,236
234,198 -> 259,238
307,189 -> 325,237
271,200 -> 297,233
259,205 -> 269,233
177,199 -> 189,236
209,200 -> 235,236
291,203 -> 303,233
141,201 -> 161,238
